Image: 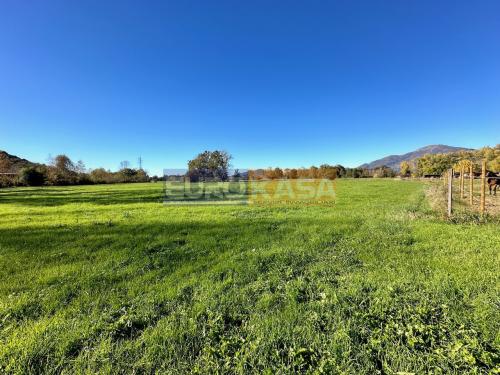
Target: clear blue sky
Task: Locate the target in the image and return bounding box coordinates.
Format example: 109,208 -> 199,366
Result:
1,1 -> 499,175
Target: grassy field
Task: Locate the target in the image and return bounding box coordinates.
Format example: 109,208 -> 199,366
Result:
0,180 -> 498,374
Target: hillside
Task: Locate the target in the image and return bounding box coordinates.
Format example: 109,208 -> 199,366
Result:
359,144 -> 474,170
0,150 -> 38,173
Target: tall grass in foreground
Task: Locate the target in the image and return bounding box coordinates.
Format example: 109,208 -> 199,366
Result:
0,180 -> 498,373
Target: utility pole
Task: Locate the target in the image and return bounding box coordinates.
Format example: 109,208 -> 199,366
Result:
138,156 -> 143,170
120,160 -> 130,170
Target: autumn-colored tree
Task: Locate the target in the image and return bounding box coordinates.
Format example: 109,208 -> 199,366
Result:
400,161 -> 411,177
53,154 -> 75,172
318,164 -> 337,180
289,168 -> 298,179
411,146 -> 500,176
273,167 -> 284,179
248,169 -> 265,180
263,168 -> 274,179
309,166 -> 319,179
482,144 -> 500,171
0,153 -> 12,172
46,154 -> 79,185
90,168 -> 114,184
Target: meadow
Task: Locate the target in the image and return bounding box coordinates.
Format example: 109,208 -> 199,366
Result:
0,180 -> 498,374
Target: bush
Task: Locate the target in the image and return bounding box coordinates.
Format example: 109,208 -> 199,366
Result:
90,168 -> 114,184
18,167 -> 46,186
46,167 -> 78,185
77,173 -> 93,185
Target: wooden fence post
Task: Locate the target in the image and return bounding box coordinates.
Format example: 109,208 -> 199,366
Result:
458,168 -> 462,198
460,167 -> 465,199
447,168 -> 453,217
479,160 -> 486,215
480,160 -> 486,215
469,164 -> 473,205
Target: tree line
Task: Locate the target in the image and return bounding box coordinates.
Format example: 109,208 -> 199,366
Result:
400,145 -> 500,177
4,146 -> 497,188
0,154 -> 149,187
249,165 -> 339,180
248,146 -> 500,180
185,151 -> 397,181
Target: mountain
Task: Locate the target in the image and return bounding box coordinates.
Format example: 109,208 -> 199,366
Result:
0,150 -> 39,173
359,145 -> 474,170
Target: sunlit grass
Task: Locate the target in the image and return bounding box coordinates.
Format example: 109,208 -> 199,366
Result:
0,180 -> 498,373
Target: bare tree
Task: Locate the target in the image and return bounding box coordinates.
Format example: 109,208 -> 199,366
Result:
119,160 -> 130,170
75,160 -> 86,173
53,154 -> 75,172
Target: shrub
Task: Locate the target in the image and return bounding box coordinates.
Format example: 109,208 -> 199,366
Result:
18,167 -> 46,186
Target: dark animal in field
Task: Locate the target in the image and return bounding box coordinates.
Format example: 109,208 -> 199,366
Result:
486,171 -> 500,195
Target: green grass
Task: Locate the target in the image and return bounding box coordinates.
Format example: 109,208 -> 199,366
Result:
0,180 -> 498,374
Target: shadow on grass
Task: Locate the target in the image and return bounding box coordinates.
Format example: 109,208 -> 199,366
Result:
0,214 -> 362,283
0,185 -> 165,206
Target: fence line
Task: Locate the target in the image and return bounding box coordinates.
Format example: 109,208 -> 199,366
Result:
443,159 -> 497,217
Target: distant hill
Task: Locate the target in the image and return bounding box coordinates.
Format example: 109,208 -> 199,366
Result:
0,150 -> 39,173
359,145 -> 474,170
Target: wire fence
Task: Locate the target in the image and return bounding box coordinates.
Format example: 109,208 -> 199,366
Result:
442,159 -> 499,217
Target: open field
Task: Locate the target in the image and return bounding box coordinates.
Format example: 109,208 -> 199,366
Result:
0,180 -> 499,373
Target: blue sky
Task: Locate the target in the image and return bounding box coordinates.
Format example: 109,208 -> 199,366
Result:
1,0 -> 499,175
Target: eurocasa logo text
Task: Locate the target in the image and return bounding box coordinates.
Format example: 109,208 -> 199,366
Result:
247,179 -> 336,204
163,175 -> 336,205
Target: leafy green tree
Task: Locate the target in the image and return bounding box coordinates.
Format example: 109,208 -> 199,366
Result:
333,164 -> 346,177
134,169 -> 149,182
188,151 -> 232,181
18,167 -> 46,186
